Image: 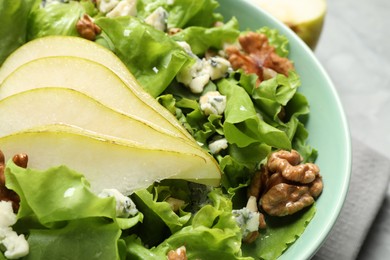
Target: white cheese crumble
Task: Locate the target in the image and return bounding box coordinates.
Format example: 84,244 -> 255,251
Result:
232,207 -> 260,238
105,0 -> 137,18
176,41 -> 197,58
189,72 -> 210,93
97,0 -> 120,14
0,201 -> 29,259
208,138 -> 228,154
176,42 -> 232,93
176,58 -> 210,93
207,56 -> 231,80
199,91 -> 226,116
99,189 -> 138,218
144,7 -> 168,31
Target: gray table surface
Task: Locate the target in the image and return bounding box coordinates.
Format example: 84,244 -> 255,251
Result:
315,0 -> 390,258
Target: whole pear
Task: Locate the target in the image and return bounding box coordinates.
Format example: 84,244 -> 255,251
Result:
252,0 -> 327,49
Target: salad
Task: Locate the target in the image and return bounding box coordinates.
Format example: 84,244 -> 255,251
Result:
0,0 -> 323,259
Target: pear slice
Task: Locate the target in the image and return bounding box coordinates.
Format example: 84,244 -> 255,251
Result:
0,124 -> 220,194
0,56 -> 193,143
0,35 -> 193,140
253,0 -> 327,49
0,87 -> 216,164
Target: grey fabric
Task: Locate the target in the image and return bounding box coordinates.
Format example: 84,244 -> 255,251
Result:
312,138 -> 390,260
357,187 -> 390,259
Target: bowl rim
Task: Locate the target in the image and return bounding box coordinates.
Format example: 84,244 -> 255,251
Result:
218,0 -> 352,258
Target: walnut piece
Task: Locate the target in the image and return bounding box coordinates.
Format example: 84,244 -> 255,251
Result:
309,175 -> 323,199
247,166 -> 268,200
76,14 -> 101,41
261,183 -> 314,216
224,32 -> 294,84
0,150 -> 28,212
248,149 -> 323,217
267,149 -> 319,184
167,246 -> 187,260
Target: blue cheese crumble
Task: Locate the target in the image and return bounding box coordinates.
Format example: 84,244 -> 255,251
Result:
199,91 -> 227,116
145,7 -> 168,31
0,201 -> 29,259
176,42 -> 231,93
98,0 -> 137,18
232,196 -> 260,239
99,189 -> 138,218
208,137 -> 228,155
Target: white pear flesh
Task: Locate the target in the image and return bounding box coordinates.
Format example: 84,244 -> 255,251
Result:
0,35 -> 193,140
0,56 -> 191,142
0,88 -> 217,165
0,124 -> 220,194
253,0 -> 327,49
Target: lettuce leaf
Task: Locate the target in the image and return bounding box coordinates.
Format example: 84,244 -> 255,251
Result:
153,205 -> 248,259
4,160 -> 141,260
0,0 -> 38,65
5,160 -> 116,228
95,16 -> 192,97
137,0 -> 222,28
252,71 -> 301,123
217,78 -> 291,150
24,218 -> 125,260
124,235 -> 167,259
242,205 -> 316,259
130,188 -> 192,246
27,1 -> 87,40
170,17 -> 240,55
126,189 -> 252,259
257,27 -> 290,58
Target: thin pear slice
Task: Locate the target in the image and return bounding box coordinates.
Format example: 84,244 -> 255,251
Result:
0,87 -> 215,163
0,35 -> 194,140
0,56 -> 193,143
0,124 -> 221,195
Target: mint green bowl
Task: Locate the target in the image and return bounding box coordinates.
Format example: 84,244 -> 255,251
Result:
218,0 -> 352,259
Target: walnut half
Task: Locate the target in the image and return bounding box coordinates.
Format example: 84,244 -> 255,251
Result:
249,149 -> 323,217
76,14 -> 101,41
224,32 -> 294,85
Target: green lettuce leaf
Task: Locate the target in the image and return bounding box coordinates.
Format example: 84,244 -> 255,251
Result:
217,78 -> 291,150
0,0 -> 38,65
24,218 -> 125,260
291,119 -> 318,163
153,189 -> 249,259
130,188 -> 191,246
171,17 -> 240,55
252,71 -> 301,123
26,1 -> 88,40
158,82 -> 224,146
95,16 -> 192,97
126,189 -> 252,259
257,27 -> 290,58
153,207 -> 249,259
4,160 -> 147,260
137,0 -> 222,28
242,205 -> 316,259
124,235 -> 167,259
5,160 -> 116,228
